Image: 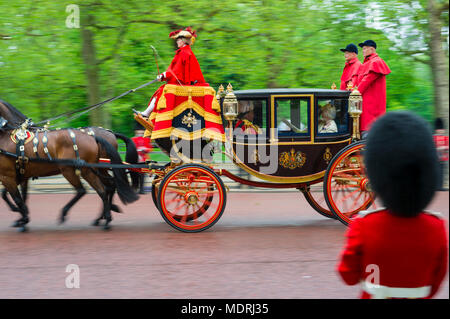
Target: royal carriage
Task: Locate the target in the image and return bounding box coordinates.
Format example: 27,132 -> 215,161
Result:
132,83 -> 375,232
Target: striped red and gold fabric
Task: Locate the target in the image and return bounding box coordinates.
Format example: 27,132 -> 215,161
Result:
148,84 -> 225,142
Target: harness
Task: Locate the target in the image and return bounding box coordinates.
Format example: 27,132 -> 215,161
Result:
0,119 -> 162,177
10,119 -> 34,183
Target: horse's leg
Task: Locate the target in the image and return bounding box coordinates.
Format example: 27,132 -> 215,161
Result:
102,170 -> 122,214
59,168 -> 86,224
2,189 -> 20,212
2,181 -> 30,232
81,169 -> 112,230
20,180 -> 29,203
2,179 -> 30,213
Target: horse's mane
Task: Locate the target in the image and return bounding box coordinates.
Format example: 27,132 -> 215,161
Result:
0,99 -> 28,123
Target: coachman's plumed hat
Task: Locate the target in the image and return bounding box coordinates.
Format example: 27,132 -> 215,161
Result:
364,111 -> 439,217
169,27 -> 197,42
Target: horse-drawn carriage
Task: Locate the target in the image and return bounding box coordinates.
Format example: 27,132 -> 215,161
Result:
0,83 -> 374,232
131,83 -> 375,232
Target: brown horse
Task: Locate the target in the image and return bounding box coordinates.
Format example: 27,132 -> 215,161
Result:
0,100 -> 141,222
0,100 -> 139,231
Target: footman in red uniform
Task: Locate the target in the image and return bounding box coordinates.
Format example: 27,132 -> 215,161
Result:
339,43 -> 361,90
337,111 -> 448,299
354,40 -> 391,134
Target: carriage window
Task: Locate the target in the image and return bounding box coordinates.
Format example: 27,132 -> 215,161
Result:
235,99 -> 267,136
276,98 -> 309,135
317,98 -> 349,135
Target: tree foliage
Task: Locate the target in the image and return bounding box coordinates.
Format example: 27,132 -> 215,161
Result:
0,0 -> 447,136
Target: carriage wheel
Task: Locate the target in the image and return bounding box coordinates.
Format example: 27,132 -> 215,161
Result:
323,141 -> 375,225
302,183 -> 335,219
157,164 -> 226,232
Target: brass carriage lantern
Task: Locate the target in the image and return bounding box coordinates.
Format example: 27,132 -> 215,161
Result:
223,83 -> 238,121
348,87 -> 363,140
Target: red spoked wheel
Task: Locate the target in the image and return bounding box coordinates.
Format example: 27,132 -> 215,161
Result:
302,182 -> 335,219
157,164 -> 226,232
323,141 -> 376,225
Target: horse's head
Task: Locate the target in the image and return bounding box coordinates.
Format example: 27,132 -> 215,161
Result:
0,99 -> 28,127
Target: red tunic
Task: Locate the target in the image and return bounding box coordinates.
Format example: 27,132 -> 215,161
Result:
131,136 -> 152,162
355,53 -> 391,131
433,134 -> 449,162
337,209 -> 448,299
340,57 -> 361,90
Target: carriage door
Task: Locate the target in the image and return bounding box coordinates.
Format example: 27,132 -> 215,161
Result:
232,98 -> 269,173
271,95 -> 319,177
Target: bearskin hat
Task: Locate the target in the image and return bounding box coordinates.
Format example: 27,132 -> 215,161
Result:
364,111 -> 439,217
435,117 -> 444,130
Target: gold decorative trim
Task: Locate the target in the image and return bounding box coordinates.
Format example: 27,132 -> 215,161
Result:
230,137 -> 352,146
162,84 -> 216,97
153,100 -> 223,125
323,147 -> 333,164
151,127 -> 225,142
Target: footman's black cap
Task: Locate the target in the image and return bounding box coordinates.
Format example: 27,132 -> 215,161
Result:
340,43 -> 358,54
358,40 -> 377,48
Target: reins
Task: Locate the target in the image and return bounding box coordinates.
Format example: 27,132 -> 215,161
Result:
0,147 -> 165,170
35,78 -> 159,127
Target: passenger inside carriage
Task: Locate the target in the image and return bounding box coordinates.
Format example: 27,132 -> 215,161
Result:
235,100 -> 264,135
318,102 -> 338,133
316,99 -> 349,135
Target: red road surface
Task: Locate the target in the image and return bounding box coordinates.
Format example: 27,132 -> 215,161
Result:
0,191 -> 448,299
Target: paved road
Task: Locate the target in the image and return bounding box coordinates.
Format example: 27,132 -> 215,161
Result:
0,191 -> 448,299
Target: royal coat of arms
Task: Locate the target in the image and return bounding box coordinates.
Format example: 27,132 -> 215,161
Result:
279,148 -> 306,170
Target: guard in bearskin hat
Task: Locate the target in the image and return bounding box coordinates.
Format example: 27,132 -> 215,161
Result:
337,111 -> 448,299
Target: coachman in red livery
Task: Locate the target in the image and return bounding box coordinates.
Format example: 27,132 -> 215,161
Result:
136,27 -> 225,161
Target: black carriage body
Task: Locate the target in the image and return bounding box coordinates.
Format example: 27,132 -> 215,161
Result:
230,88 -> 352,184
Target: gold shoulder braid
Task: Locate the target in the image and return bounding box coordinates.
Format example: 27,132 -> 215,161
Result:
242,119 -> 261,134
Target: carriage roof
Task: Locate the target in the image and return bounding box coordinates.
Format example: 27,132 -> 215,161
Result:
234,88 -> 350,99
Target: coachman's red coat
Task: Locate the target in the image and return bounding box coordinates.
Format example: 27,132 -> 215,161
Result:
340,57 -> 361,90
146,39 -> 225,144
337,209 -> 448,299
355,53 -> 391,131
147,44 -> 207,113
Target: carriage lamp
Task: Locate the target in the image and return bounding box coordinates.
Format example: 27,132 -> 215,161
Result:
348,87 -> 363,140
223,83 -> 238,121
216,84 -> 225,102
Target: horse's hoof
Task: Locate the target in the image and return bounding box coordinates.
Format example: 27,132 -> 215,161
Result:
92,219 -> 101,227
18,226 -> 28,233
58,217 -> 66,225
103,223 -> 112,231
12,220 -> 25,228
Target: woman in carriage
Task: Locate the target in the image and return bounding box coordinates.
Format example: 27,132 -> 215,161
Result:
135,27 -> 225,162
